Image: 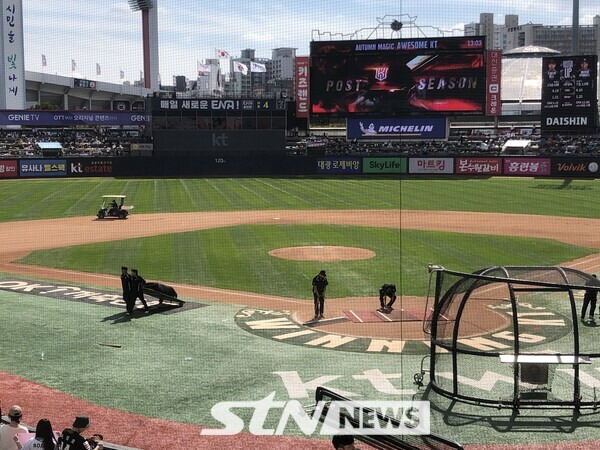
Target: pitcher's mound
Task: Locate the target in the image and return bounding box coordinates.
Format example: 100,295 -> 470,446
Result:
269,246 -> 375,261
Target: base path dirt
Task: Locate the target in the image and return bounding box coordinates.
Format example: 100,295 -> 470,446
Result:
3,209 -> 600,449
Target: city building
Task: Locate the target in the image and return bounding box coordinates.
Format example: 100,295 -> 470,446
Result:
465,13 -> 600,57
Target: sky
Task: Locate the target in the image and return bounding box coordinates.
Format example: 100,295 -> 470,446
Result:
22,0 -> 600,85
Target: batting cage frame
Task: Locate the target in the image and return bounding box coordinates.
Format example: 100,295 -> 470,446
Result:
423,265 -> 600,411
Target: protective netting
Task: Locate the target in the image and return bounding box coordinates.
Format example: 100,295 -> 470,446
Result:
427,266 -> 600,409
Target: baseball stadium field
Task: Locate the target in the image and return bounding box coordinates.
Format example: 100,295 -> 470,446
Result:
3,176 -> 600,449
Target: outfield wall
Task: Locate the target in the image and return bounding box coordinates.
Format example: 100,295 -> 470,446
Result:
1,155 -> 600,178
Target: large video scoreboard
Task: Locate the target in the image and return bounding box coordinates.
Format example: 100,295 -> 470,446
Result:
541,55 -> 598,133
310,36 -> 487,117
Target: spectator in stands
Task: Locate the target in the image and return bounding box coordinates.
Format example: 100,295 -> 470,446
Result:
21,418 -> 59,450
0,405 -> 27,450
58,415 -> 101,450
332,435 -> 356,450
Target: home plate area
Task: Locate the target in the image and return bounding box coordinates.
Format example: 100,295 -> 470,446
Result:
344,308 -> 424,323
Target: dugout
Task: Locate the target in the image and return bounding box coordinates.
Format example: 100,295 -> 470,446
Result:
424,265 -> 600,410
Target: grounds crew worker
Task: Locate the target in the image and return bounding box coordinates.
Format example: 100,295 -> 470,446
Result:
379,283 -> 397,312
130,268 -> 150,314
120,266 -> 133,315
312,270 -> 328,319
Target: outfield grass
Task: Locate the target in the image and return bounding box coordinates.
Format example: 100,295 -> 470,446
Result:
1,177 -> 600,222
19,225 -> 595,297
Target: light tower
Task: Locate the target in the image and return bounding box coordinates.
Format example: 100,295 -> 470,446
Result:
128,0 -> 159,91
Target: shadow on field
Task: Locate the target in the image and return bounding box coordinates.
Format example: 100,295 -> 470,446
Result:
418,384 -> 600,436
101,304 -> 184,323
532,179 -> 592,190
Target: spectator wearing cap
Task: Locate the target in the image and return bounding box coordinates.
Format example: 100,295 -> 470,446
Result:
58,416 -> 100,450
0,405 -> 27,450
312,269 -> 328,320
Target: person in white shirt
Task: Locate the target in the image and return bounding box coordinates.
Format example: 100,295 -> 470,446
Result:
0,405 -> 28,450
21,419 -> 58,450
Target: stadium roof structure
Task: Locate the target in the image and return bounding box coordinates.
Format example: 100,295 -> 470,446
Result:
500,45 -> 561,112
503,45 -> 561,57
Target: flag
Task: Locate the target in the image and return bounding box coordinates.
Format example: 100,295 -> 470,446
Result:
217,49 -> 229,58
140,70 -> 143,80
71,59 -> 77,72
233,61 -> 248,75
197,61 -> 211,75
96,63 -> 101,76
120,70 -> 124,80
216,67 -> 223,93
42,54 -> 47,67
250,61 -> 266,73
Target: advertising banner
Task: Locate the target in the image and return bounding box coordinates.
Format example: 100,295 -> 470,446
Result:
20,159 -> 67,177
1,0 -> 26,109
552,157 -> 600,177
363,157 -> 407,174
151,98 -> 285,111
0,111 -> 150,126
68,159 -> 114,176
503,158 -> 551,176
408,157 -> 453,174
455,157 -> 502,175
295,56 -> 309,119
485,50 -> 502,116
310,36 -> 486,116
316,158 -> 361,174
347,117 -> 446,140
0,159 -> 17,177
541,55 -> 598,133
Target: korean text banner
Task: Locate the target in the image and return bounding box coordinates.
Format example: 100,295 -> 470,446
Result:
0,160 -> 17,177
503,158 -> 551,176
20,159 -> 67,177
295,56 -> 310,118
455,157 -> 502,175
347,117 -> 446,140
310,36 -> 486,117
0,111 -> 150,126
409,157 -> 454,174
316,158 -> 361,174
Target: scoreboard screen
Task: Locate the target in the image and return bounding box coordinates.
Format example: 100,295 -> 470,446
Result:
541,55 -> 598,133
310,37 -> 487,117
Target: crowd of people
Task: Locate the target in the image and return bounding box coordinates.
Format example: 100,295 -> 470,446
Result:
0,126 -> 599,158
287,132 -> 600,156
0,128 -> 143,158
0,405 -> 103,450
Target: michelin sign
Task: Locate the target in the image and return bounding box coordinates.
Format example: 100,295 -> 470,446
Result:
347,117 -> 446,140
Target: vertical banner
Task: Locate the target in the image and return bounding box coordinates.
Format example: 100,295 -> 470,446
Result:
1,0 -> 25,109
485,50 -> 502,116
295,56 -> 309,119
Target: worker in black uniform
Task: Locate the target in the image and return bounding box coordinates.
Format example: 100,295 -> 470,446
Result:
109,199 -> 119,215
120,266 -> 133,315
130,268 -> 150,314
379,283 -> 397,312
581,274 -> 599,321
312,270 -> 328,319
